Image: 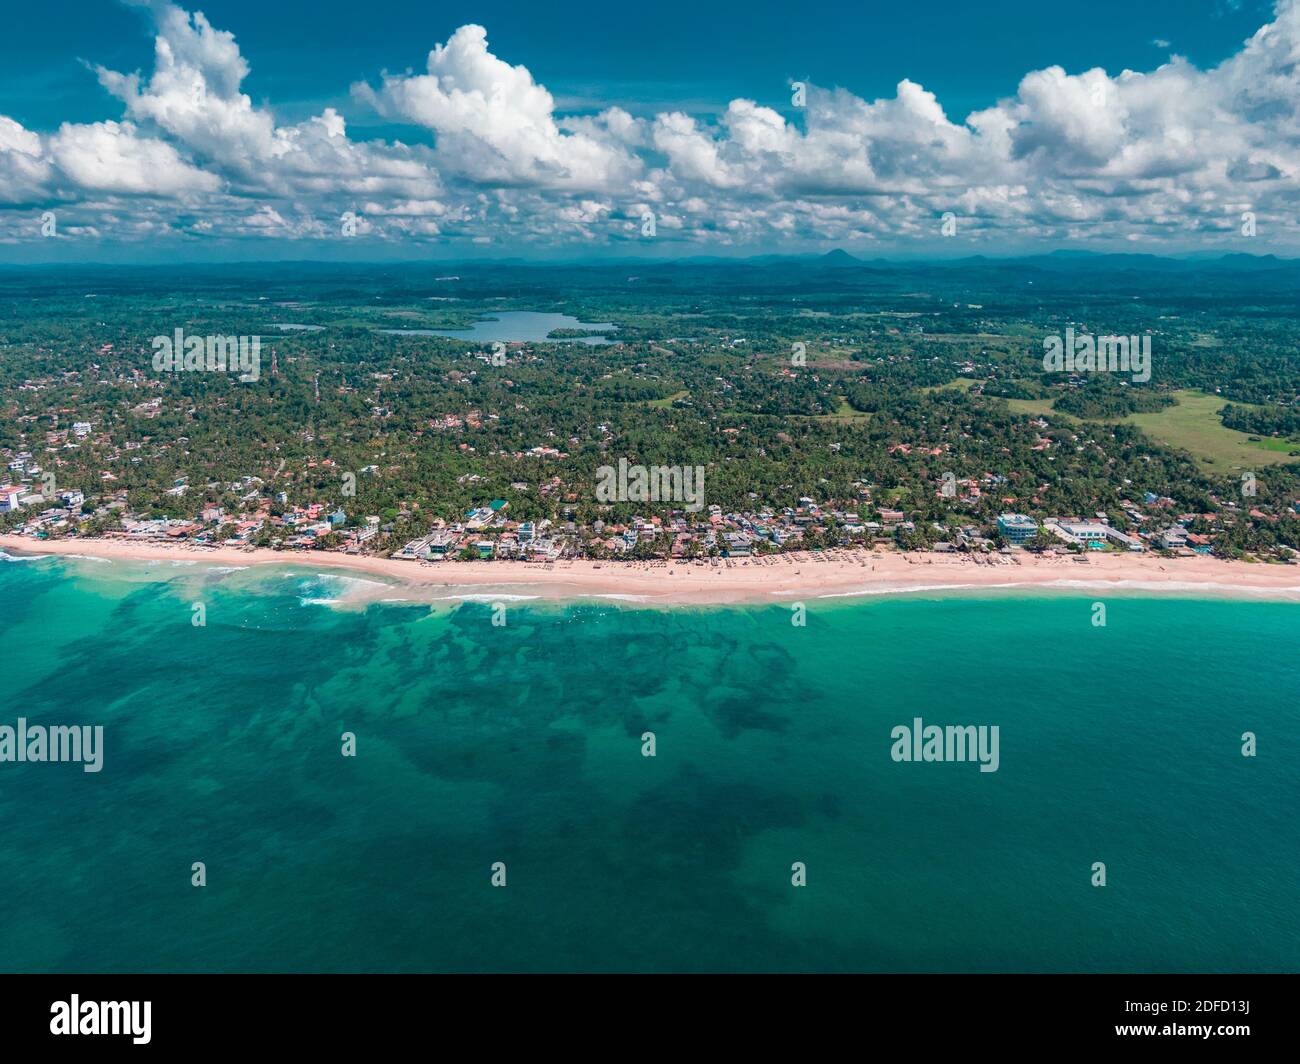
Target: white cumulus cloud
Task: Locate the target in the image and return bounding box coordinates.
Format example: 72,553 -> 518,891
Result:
0,0 -> 1297,251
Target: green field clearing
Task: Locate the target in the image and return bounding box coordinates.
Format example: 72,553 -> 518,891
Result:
997,389 -> 1299,470
645,389 -> 689,408
1124,391 -> 1300,470
814,395 -> 873,422
923,377 -> 982,394
1003,396 -> 1060,418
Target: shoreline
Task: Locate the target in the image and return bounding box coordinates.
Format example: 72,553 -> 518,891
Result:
6,534 -> 1300,606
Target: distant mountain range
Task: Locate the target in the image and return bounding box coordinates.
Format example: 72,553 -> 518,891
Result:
2,248 -> 1296,275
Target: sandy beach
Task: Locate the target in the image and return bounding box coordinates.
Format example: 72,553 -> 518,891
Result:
5,533 -> 1300,605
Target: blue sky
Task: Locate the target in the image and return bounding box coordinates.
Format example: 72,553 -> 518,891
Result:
0,0 -> 1295,260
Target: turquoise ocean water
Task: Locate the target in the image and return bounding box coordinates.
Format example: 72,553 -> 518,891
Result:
1,554 -> 1297,972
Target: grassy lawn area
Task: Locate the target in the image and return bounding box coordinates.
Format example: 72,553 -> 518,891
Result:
961,377 -> 1294,468
920,379 -> 1297,471
814,395 -> 873,422
997,389 -> 1299,471
1003,396 -> 1060,418
1124,391 -> 1299,471
645,389 -> 689,408
922,377 -> 981,394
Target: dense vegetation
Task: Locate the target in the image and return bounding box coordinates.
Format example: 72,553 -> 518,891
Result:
1,255 -> 1297,557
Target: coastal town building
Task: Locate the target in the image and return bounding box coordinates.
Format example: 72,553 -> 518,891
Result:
1046,519 -> 1108,549
996,513 -> 1039,545
1156,526 -> 1189,550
